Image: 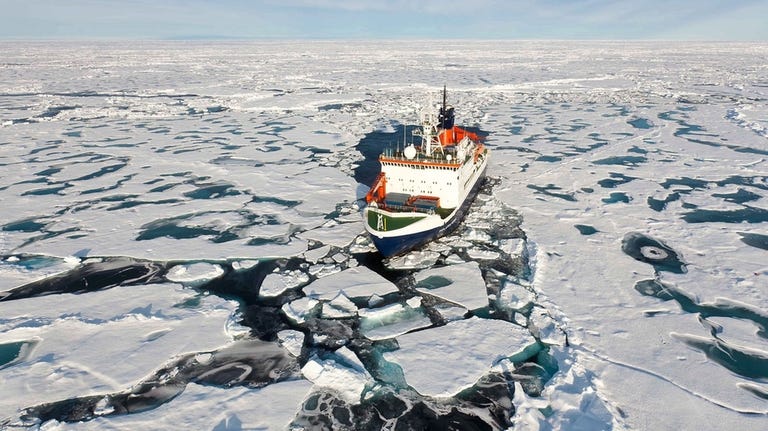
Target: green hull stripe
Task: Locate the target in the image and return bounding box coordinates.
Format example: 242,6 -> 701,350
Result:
367,210 -> 425,232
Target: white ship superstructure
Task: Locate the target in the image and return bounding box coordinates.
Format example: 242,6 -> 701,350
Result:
363,87 -> 489,257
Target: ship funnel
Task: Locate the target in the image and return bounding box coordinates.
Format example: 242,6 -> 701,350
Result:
438,86 -> 454,129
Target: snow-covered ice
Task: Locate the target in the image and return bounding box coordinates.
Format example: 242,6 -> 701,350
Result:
1,40 -> 767,430
384,316 -> 539,397
303,265 -> 398,300
413,261 -> 489,311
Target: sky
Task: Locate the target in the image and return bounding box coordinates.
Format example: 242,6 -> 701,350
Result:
2,0 -> 767,41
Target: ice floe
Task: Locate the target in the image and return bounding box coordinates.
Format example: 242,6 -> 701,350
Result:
413,261 -> 489,311
384,316 -> 539,397
303,266 -> 398,301
1,40 -> 767,431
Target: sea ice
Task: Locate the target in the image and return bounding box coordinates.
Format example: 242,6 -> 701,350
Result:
413,261 -> 489,311
164,262 -> 224,287
2,40 -> 767,431
0,282 -> 237,418
384,316 -> 538,397
281,297 -> 320,325
321,292 -> 358,318
259,270 -> 308,298
303,266 -> 398,301
34,380 -> 315,430
277,329 -> 305,358
301,347 -> 373,404
358,302 -> 432,341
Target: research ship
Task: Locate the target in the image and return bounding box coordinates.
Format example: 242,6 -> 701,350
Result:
363,87 -> 489,257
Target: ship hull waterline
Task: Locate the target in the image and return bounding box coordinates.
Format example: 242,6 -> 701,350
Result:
364,164 -> 487,258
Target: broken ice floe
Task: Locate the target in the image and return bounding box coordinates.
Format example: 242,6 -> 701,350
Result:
301,347 -> 373,404
303,266 -> 398,301
383,316 -> 539,397
358,301 -> 432,341
413,261 -> 489,311
165,262 -> 225,287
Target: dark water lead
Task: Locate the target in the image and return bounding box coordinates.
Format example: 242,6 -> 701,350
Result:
290,369 -> 518,431
621,232 -> 686,274
738,232 -> 768,251
660,175 -> 768,192
635,276 -> 768,385
37,105 -> 80,118
602,192 -> 631,204
1,183 -> 553,430
318,102 -> 363,111
598,172 -> 637,189
627,117 -> 653,129
0,256 -> 168,301
633,277 -> 768,335
682,206 -> 768,224
712,188 -> 763,204
671,333 -> 768,380
0,340 -> 39,370
2,218 -> 49,233
574,224 -> 599,236
647,193 -> 681,212
18,339 -> 301,425
535,155 -> 562,163
591,155 -> 647,167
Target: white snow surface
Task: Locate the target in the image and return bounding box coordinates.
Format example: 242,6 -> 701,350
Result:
37,380 -> 314,431
0,40 -> 767,430
0,282 -> 238,419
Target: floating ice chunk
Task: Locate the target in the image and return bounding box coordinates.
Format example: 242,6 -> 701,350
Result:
277,330 -> 304,357
358,302 -> 432,341
433,303 -> 468,322
514,313 -> 528,327
464,227 -> 492,242
332,252 -> 347,264
231,260 -> 259,271
301,348 -> 373,404
497,278 -> 535,312
414,261 -> 488,311
498,238 -> 527,257
367,294 -> 384,308
259,271 -> 309,298
386,250 -> 440,270
92,396 -> 115,416
466,247 -> 500,260
303,266 -> 397,301
405,296 -> 422,308
165,262 -> 224,287
384,316 -> 539,397
281,297 -> 319,325
303,245 -> 331,264
426,241 -> 452,254
322,292 -> 358,319
307,263 -> 341,278
298,221 -> 362,248
529,308 -> 564,345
